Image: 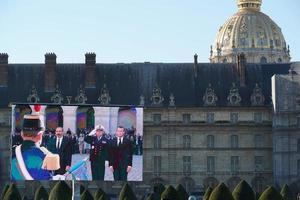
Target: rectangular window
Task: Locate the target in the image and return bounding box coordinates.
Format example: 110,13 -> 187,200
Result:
207,156 -> 215,173
255,156 -> 263,172
254,134 -> 264,148
154,135 -> 161,149
183,135 -> 191,149
231,156 -> 239,173
169,153 -> 176,171
153,114 -> 161,125
183,156 -> 191,175
254,113 -> 263,124
230,135 -> 239,148
297,116 -> 300,128
207,135 -> 215,148
183,114 -> 191,124
298,160 -> 300,177
230,113 -> 239,124
207,113 -> 215,124
154,156 -> 161,175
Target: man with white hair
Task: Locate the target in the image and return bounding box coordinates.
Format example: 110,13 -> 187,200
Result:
84,124 -> 109,180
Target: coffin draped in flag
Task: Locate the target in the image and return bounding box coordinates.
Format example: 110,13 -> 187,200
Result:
66,157 -> 90,180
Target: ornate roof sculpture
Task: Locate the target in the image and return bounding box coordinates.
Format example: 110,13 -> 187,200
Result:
98,83 -> 111,105
151,84 -> 164,106
227,83 -> 242,106
203,83 -> 218,106
169,93 -> 176,107
51,85 -> 64,104
75,85 -> 87,104
27,85 -> 40,103
210,0 -> 290,64
251,83 -> 265,106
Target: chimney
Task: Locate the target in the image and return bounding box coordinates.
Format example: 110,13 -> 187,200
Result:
237,53 -> 246,86
85,52 -> 96,88
194,54 -> 198,65
44,53 -> 57,91
85,52 -> 96,65
0,53 -> 8,64
0,53 -> 8,86
45,53 -> 57,65
193,54 -> 198,78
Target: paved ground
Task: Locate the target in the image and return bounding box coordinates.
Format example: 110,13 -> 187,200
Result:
70,153 -> 143,181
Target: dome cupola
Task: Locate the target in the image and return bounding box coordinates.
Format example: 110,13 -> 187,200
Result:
210,0 -> 291,64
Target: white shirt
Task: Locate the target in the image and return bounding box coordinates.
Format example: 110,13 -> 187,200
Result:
56,137 -> 62,149
117,137 -> 123,146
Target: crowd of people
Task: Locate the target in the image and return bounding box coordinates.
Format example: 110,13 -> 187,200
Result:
12,126 -> 143,156
11,114 -> 143,181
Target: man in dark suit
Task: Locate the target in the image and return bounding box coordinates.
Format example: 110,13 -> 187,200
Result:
109,126 -> 133,181
84,124 -> 108,180
47,127 -> 72,175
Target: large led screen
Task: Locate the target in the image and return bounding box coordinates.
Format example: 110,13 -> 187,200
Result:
11,104 -> 143,181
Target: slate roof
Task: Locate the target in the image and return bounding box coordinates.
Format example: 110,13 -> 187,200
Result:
0,62 -> 291,108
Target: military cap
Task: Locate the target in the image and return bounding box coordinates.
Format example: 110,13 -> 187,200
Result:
22,114 -> 44,132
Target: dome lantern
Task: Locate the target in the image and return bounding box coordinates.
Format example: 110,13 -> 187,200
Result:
237,0 -> 262,11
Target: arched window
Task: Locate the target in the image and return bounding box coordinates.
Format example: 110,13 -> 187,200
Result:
260,57 -> 267,64
183,135 -> 191,148
154,135 -> 161,149
223,58 -> 228,63
278,58 -> 282,63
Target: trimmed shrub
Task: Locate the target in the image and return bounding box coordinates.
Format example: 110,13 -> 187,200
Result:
161,185 -> 178,200
95,188 -> 109,200
119,183 -> 137,200
81,189 -> 93,200
176,184 -> 189,200
258,186 -> 283,200
3,183 -> 22,200
48,181 -> 72,200
203,187 -> 213,200
280,184 -> 293,200
98,194 -> 110,200
80,185 -> 86,195
146,193 -> 155,200
1,184 -> 9,200
153,183 -> 165,199
34,185 -> 49,200
208,183 -> 234,200
232,180 -> 255,200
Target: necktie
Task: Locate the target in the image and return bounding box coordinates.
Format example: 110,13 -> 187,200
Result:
118,138 -> 120,146
57,138 -> 61,149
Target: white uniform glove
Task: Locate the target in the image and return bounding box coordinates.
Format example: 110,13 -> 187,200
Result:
88,128 -> 96,136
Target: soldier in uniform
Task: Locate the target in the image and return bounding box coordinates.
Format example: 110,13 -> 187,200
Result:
11,114 -> 60,180
84,124 -> 109,180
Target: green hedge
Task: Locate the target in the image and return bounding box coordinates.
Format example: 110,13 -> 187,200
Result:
208,183 -> 234,200
258,186 -> 283,200
232,180 -> 255,200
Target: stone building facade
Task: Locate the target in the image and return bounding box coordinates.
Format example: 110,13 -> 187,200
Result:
272,70 -> 300,191
0,52 -> 299,198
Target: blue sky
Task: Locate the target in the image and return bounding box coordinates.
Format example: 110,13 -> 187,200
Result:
0,0 -> 299,63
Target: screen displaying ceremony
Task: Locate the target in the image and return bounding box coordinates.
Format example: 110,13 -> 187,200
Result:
10,104 -> 143,181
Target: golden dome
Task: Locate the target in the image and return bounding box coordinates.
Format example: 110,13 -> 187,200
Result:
210,0 -> 290,64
